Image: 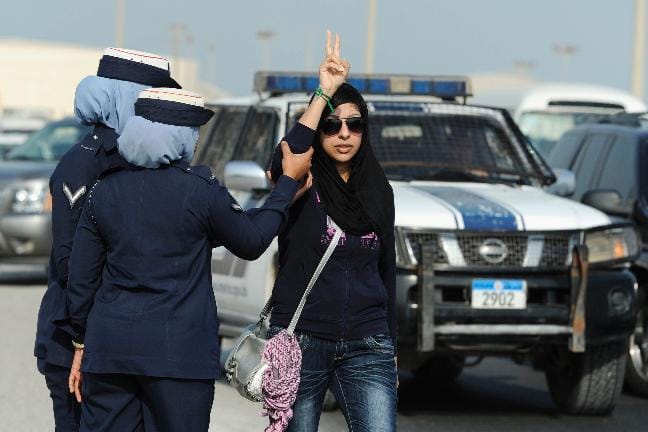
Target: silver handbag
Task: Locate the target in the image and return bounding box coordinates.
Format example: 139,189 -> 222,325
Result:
225,221 -> 342,402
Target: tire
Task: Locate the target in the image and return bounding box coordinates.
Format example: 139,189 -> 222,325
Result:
414,355 -> 464,384
545,340 -> 627,415
625,299 -> 648,397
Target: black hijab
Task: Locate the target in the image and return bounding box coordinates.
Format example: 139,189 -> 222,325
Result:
311,84 -> 394,239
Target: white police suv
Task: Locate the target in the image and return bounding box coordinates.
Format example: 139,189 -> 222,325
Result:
195,72 -> 641,415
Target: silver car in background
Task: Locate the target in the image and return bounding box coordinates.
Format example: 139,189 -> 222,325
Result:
0,118 -> 90,277
0,108 -> 50,158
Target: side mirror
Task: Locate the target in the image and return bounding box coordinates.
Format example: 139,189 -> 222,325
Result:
224,161 -> 269,192
546,168 -> 576,197
582,189 -> 633,217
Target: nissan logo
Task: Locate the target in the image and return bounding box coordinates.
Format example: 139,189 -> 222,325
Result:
479,238 -> 508,264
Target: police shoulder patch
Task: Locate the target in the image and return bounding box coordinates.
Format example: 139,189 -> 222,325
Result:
62,183 -> 87,209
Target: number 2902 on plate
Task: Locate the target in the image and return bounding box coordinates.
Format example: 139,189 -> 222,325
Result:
471,279 -> 527,309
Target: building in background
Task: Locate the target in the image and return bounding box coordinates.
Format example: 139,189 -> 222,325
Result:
0,38 -> 228,119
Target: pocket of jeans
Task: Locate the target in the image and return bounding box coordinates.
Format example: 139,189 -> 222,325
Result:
364,333 -> 394,355
266,326 -> 311,352
265,325 -> 283,340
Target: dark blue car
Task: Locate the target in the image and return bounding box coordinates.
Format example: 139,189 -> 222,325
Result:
548,116 -> 648,398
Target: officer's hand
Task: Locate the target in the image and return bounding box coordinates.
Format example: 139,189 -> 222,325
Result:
265,171 -> 276,189
294,171 -> 313,203
281,141 -> 313,181
69,348 -> 84,403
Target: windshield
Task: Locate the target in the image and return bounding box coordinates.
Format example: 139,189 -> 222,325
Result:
290,102 -> 543,184
370,113 -> 532,183
518,111 -> 616,158
5,123 -> 89,162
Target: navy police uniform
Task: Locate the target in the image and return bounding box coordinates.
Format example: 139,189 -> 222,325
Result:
57,88 -> 300,431
64,161 -> 297,431
34,124 -> 125,430
34,47 -> 181,432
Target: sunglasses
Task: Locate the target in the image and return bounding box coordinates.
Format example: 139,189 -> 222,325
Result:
321,117 -> 366,136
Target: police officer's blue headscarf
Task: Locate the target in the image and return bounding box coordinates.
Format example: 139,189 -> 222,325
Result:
74,76 -> 149,135
117,116 -> 198,168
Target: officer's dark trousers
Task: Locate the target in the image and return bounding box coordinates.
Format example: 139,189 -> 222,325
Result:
38,360 -> 82,432
80,373 -> 215,432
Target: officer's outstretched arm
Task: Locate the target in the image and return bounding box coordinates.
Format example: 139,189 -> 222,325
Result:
206,176 -> 298,260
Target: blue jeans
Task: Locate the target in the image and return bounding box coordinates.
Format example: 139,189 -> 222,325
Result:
267,326 -> 397,432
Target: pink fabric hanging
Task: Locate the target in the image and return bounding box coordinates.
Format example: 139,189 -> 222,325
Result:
261,330 -> 302,432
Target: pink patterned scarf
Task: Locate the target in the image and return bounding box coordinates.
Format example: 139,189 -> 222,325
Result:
261,330 -> 302,432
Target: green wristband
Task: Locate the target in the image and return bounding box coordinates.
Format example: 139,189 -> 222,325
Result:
314,87 -> 335,113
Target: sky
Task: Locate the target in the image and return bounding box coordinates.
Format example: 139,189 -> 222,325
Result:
0,0 -> 641,97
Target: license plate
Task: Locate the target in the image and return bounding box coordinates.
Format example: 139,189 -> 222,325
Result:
471,279 -> 527,309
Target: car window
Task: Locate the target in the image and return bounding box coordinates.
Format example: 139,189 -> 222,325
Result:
5,123 -> 88,162
193,105 -> 222,164
286,103 -> 547,184
194,106 -> 248,179
571,134 -> 611,200
231,107 -> 278,168
518,111 -> 614,158
596,136 -> 639,203
369,113 -> 526,179
547,130 -> 585,169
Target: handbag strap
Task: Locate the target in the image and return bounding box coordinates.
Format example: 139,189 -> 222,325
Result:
287,220 -> 342,335
258,220 -> 342,336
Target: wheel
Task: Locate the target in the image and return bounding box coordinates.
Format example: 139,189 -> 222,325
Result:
625,298 -> 648,397
414,355 -> 464,384
545,340 -> 626,415
322,390 -> 338,411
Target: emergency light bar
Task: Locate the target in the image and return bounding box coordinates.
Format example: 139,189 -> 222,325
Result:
254,71 -> 473,99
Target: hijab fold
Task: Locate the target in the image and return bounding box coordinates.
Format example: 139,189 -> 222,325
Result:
311,84 -> 394,239
74,75 -> 148,135
118,116 -> 198,168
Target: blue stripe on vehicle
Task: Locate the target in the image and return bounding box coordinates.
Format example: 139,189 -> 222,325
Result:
416,186 -> 519,231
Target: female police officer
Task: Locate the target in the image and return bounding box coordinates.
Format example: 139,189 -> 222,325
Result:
34,47 -> 182,432
57,88 -> 313,431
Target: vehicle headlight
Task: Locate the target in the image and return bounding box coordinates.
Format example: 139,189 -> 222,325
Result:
584,224 -> 640,265
10,181 -> 51,214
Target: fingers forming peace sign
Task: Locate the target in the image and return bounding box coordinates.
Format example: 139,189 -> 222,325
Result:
319,30 -> 350,96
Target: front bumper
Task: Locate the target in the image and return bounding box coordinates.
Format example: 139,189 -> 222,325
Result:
0,213 -> 51,273
396,256 -> 637,367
